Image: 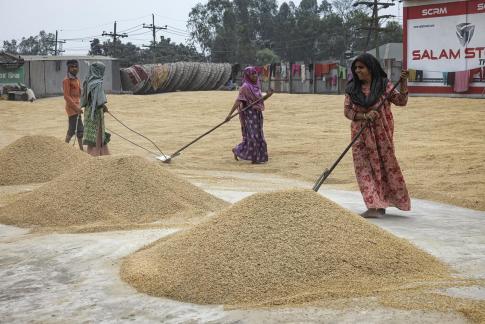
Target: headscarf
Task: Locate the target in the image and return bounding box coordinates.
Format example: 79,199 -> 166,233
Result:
242,66 -> 262,98
81,62 -> 107,120
345,53 -> 388,108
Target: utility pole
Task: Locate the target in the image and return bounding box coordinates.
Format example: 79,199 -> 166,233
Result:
142,14 -> 167,63
47,30 -> 66,56
312,39 -> 318,94
353,1 -> 395,59
143,14 -> 167,46
102,21 -> 128,57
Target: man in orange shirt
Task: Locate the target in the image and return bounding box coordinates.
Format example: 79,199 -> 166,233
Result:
63,60 -> 84,151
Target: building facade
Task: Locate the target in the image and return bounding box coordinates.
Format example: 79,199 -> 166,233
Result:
0,53 -> 121,98
0,52 -> 24,85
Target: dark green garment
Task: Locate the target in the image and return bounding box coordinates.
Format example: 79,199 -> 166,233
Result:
83,104 -> 110,146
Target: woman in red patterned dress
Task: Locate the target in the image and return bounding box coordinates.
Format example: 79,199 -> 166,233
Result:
344,53 -> 410,218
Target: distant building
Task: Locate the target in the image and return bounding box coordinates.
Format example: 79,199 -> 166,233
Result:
0,53 -> 121,97
0,52 -> 24,84
403,0 -> 485,97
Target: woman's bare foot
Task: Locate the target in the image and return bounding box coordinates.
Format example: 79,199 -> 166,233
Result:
232,148 -> 238,161
360,208 -> 381,218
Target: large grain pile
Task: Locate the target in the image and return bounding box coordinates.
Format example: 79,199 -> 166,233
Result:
0,135 -> 89,185
121,189 -> 451,306
0,155 -> 227,232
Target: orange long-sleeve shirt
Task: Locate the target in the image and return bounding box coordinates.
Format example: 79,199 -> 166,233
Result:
63,77 -> 81,116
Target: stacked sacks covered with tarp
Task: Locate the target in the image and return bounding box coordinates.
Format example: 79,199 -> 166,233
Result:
120,62 -> 232,94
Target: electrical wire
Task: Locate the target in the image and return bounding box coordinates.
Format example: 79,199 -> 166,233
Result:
107,111 -> 167,158
127,30 -> 153,37
60,23 -> 113,32
118,24 -> 144,33
117,14 -> 153,23
59,15 -> 151,33
166,25 -> 191,33
154,12 -> 188,23
106,127 -> 159,156
61,34 -> 104,41
164,30 -> 190,38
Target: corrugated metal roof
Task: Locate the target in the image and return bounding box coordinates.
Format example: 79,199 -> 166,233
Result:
0,52 -> 24,65
20,55 -> 118,61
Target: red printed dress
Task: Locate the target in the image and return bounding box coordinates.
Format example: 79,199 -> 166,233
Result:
344,81 -> 411,210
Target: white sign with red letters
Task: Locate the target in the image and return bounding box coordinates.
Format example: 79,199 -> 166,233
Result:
406,1 -> 485,72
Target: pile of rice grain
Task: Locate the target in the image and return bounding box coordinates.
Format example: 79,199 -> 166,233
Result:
121,189 -> 451,306
0,155 -> 227,232
0,136 -> 89,185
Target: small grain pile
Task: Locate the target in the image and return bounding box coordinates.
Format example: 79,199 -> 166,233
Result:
121,189 -> 451,306
0,155 -> 227,232
381,290 -> 485,324
0,135 -> 89,185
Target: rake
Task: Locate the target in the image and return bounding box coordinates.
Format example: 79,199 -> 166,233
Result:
158,93 -> 272,163
313,79 -> 402,192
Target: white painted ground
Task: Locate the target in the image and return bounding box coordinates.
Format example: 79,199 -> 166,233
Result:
1,171 -> 484,323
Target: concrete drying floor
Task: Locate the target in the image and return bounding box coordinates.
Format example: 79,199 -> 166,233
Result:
1,171 -> 484,323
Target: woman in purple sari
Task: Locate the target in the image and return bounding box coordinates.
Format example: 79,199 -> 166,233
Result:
226,67 -> 273,164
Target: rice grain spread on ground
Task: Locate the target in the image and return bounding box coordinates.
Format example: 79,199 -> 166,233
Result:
0,135 -> 89,185
0,155 -> 227,232
121,189 -> 452,306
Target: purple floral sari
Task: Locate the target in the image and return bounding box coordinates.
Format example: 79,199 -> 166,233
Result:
232,67 -> 268,163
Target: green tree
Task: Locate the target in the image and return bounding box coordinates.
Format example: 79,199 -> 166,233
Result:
2,40 -> 18,54
211,6 -> 238,62
273,2 -> 297,61
3,31 -> 56,55
293,0 -> 321,62
38,31 -> 56,55
17,36 -> 40,55
319,0 -> 332,16
316,13 -> 346,60
251,0 -> 278,42
256,48 -> 280,65
88,38 -> 103,56
379,21 -> 403,45
149,36 -> 204,63
343,10 -> 372,53
187,3 -> 211,57
233,0 -> 256,63
188,0 -> 232,58
186,0 -> 403,64
116,42 -> 142,67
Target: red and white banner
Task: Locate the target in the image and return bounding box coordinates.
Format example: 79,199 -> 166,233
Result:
406,1 -> 485,72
